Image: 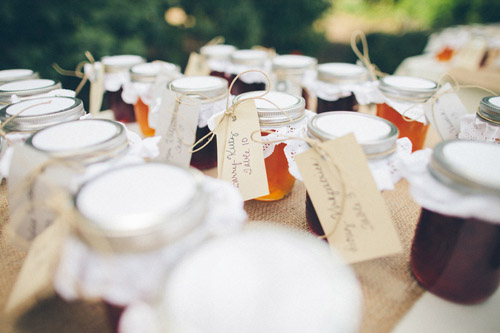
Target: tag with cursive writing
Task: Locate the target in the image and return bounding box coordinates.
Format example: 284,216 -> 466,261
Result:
154,90 -> 200,168
296,134 -> 402,263
424,83 -> 467,140
184,52 -> 211,76
214,99 -> 269,200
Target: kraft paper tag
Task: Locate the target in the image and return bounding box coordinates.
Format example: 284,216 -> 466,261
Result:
424,83 -> 467,140
296,134 -> 402,263
155,90 -> 200,168
214,99 -> 269,200
184,52 -> 211,76
454,38 -> 488,70
6,219 -> 68,315
89,62 -> 104,116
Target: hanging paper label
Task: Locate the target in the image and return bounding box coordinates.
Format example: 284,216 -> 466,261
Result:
184,52 -> 211,76
295,134 -> 402,263
88,62 -> 104,116
155,90 -> 200,168
214,99 -> 268,200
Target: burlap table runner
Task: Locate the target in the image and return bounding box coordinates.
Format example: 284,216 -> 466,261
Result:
0,176 -> 424,332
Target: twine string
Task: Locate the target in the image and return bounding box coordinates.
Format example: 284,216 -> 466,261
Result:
52,51 -> 96,96
0,100 -> 52,141
350,30 -> 386,81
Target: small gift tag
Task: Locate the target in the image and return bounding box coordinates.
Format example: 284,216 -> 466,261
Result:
454,38 -> 488,70
296,134 -> 402,263
424,83 -> 467,140
214,99 -> 268,200
154,90 -> 200,168
184,52 -> 211,76
88,62 -> 104,116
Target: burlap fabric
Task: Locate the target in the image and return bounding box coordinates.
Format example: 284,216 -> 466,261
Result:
0,175 -> 424,332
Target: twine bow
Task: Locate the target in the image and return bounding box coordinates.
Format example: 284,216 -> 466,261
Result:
350,30 -> 386,81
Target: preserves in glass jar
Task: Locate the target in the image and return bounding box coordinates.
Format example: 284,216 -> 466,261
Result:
0,79 -> 62,105
409,140 -> 500,304
271,54 -> 317,101
0,69 -> 39,84
227,49 -> 270,95
376,75 -> 437,151
459,95 -> 500,144
200,44 -> 237,80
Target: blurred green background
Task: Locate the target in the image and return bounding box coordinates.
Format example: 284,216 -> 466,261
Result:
1,0 -> 499,102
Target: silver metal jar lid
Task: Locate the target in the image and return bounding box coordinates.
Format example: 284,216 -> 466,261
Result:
429,140 -> 500,196
130,62 -> 180,83
0,79 -> 62,103
477,96 -> 500,125
308,111 -> 398,159
230,49 -> 269,66
233,90 -> 305,125
74,163 -> 208,252
0,69 -> 39,84
317,63 -> 369,84
101,55 -> 146,73
378,75 -> 437,102
200,44 -> 237,60
26,118 -> 129,163
170,76 -> 228,99
272,55 -> 317,71
0,96 -> 85,132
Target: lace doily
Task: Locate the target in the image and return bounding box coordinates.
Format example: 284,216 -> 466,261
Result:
207,59 -> 231,73
84,61 -> 130,92
458,114 -> 500,144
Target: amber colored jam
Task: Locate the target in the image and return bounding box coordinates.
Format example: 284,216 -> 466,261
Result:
305,191 -> 326,236
411,208 -> 500,304
436,47 -> 454,62
133,97 -> 155,137
190,125 -> 217,170
255,139 -> 295,201
317,94 -> 358,113
228,74 -> 266,96
107,88 -> 136,123
376,102 -> 429,151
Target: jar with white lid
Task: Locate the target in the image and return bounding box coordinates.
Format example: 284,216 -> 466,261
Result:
402,140 -> 500,304
169,75 -> 228,170
271,54 -> 317,104
53,162 -> 246,331
226,49 -> 271,95
459,95 -> 500,144
0,69 -> 39,84
303,111 -> 410,236
233,90 -> 309,201
376,75 -> 438,151
119,224 -> 361,333
0,79 -> 62,105
121,61 -> 181,137
200,44 -> 237,80
101,55 -> 146,123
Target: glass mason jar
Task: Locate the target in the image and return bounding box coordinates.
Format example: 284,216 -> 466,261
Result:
0,79 -> 62,105
101,55 -> 145,123
170,76 -> 228,170
410,140 -> 500,304
459,95 -> 500,144
376,75 -> 438,151
233,90 -> 306,201
271,54 -> 317,99
200,44 -> 237,80
304,111 -> 399,236
227,49 -> 270,95
314,63 -> 369,113
0,69 -> 39,84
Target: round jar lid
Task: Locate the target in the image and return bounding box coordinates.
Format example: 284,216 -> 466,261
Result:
317,63 -> 369,84
75,163 -> 207,252
27,119 -> 128,162
477,96 -> 500,124
430,140 -> 500,196
272,54 -> 317,70
230,49 -> 269,66
308,111 -> 398,158
233,90 -> 305,125
0,96 -> 85,132
0,79 -> 62,102
170,76 -> 228,99
378,75 -> 437,102
200,44 -> 237,60
101,55 -> 146,73
0,69 -> 39,84
130,62 -> 180,83
160,224 -> 361,332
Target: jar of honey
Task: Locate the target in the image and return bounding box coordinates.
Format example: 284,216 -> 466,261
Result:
101,55 -> 145,123
0,79 -> 62,105
376,75 -> 438,151
0,69 -> 39,84
459,95 -> 500,144
169,76 -> 228,170
233,90 -> 308,201
303,111 -> 400,236
406,140 -> 500,304
200,44 -> 237,80
227,49 -> 270,95
271,54 -> 317,98
122,62 -> 181,137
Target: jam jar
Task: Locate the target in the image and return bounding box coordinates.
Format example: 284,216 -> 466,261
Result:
170,76 -> 228,170
271,54 -> 317,98
409,140 -> 500,304
233,90 -> 307,201
304,111 -> 399,236
101,55 -> 145,123
123,62 -> 181,137
200,44 -> 237,80
376,75 -> 438,151
227,49 -> 270,95
0,79 -> 62,105
459,95 -> 500,144
0,69 -> 39,84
